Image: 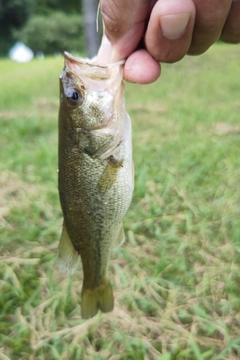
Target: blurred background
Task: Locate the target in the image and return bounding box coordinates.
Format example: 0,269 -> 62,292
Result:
1,1 -> 240,358
0,0 -> 101,59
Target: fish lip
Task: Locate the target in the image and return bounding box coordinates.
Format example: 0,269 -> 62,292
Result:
64,51 -> 108,69
64,52 -> 125,70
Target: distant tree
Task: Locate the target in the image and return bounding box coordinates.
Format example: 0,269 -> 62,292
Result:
0,0 -> 35,54
0,0 -> 100,56
35,0 -> 81,15
16,12 -> 84,55
0,0 -> 35,28
82,0 -> 101,58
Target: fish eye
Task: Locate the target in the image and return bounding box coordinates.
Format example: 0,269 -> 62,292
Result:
71,91 -> 79,100
66,90 -> 83,106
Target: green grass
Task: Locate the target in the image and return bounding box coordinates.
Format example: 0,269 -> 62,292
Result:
1,44 -> 240,359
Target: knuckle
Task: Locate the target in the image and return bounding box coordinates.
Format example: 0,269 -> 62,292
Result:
220,2 -> 240,44
152,47 -> 185,63
220,29 -> 240,44
193,0 -> 232,33
100,1 -> 122,35
187,36 -> 214,55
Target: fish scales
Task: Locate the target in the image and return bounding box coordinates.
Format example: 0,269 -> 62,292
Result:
57,52 -> 134,318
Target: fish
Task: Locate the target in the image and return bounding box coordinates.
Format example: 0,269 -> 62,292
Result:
57,52 -> 134,319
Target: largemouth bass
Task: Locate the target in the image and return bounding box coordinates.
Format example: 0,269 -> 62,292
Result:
57,52 -> 134,319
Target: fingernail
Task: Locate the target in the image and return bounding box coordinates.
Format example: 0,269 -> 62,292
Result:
97,35 -> 112,64
161,13 -> 190,40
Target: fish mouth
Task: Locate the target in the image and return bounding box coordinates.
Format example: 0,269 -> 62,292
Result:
64,52 -> 125,68
64,52 -> 125,81
64,52 -> 110,81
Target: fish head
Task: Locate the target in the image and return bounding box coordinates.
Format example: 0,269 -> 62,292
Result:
59,52 -> 124,131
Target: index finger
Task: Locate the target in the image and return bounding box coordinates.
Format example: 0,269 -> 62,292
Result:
99,0 -> 151,61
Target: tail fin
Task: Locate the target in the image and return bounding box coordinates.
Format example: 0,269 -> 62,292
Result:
57,222 -> 80,274
81,278 -> 114,319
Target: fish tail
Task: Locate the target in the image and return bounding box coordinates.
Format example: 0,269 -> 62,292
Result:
81,278 -> 114,319
57,222 -> 80,274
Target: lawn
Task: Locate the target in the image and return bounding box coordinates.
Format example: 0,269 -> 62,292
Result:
0,43 -> 240,359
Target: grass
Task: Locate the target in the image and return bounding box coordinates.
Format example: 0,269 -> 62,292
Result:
0,44 -> 240,359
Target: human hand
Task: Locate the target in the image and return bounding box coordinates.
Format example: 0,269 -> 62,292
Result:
97,0 -> 240,84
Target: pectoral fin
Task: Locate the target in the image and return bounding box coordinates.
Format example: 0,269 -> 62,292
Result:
97,157 -> 123,193
57,221 -> 80,274
132,160 -> 135,186
112,222 -> 125,249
